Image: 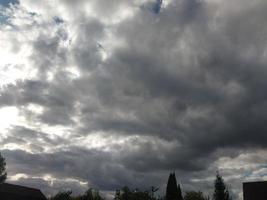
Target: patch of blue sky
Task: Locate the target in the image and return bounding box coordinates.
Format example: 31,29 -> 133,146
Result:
153,0 -> 163,14
139,0 -> 163,15
0,0 -> 19,25
0,7 -> 9,25
243,165 -> 267,179
244,171 -> 253,178
0,0 -> 18,7
258,164 -> 267,168
53,16 -> 64,25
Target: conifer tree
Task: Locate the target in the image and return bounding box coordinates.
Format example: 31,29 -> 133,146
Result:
177,184 -> 183,200
0,152 -> 7,183
213,172 -> 231,200
166,173 -> 183,200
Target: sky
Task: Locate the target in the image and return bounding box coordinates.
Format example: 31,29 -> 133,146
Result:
0,0 -> 267,199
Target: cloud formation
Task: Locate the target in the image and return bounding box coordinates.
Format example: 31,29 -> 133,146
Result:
1,0 -> 267,199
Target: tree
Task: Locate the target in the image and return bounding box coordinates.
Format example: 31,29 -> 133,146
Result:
0,152 -> 7,183
80,189 -> 94,200
114,186 -> 159,200
49,188 -> 105,200
50,190 -> 72,200
177,184 -> 183,200
77,188 -> 104,200
121,186 -> 131,200
184,191 -> 209,200
114,189 -> 121,200
151,186 -> 159,199
213,172 -> 231,200
166,173 -> 183,200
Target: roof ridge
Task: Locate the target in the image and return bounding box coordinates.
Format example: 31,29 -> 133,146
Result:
2,182 -> 42,191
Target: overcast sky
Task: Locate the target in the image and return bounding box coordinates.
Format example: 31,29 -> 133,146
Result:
1,0 -> 267,199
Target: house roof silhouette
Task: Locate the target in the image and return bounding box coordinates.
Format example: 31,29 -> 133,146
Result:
243,181 -> 267,200
0,183 -> 47,200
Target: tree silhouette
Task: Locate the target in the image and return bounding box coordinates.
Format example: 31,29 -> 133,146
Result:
114,189 -> 122,200
184,191 -> 209,200
177,184 -> 183,200
213,172 -> 231,200
113,186 -> 159,200
166,173 -> 183,200
0,152 -> 7,183
82,189 -> 95,200
50,189 -> 104,200
81,188 -> 104,200
50,190 -> 72,200
151,186 -> 159,199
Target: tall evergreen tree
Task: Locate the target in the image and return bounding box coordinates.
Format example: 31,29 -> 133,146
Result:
177,184 -> 183,200
166,173 -> 183,200
0,152 -> 7,183
213,172 -> 231,200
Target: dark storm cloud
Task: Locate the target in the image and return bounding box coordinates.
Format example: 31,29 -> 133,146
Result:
2,146 -> 165,191
1,0 -> 266,169
68,0 -> 267,178
0,78 -> 77,125
2,0 -> 267,198
92,0 -> 267,146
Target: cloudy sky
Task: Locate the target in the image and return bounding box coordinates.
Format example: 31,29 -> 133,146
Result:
1,0 -> 267,199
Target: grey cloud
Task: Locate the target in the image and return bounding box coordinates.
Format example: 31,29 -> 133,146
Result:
0,126 -> 68,152
0,78 -> 77,125
2,147 -> 165,191
2,0 -> 267,198
71,19 -> 104,72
